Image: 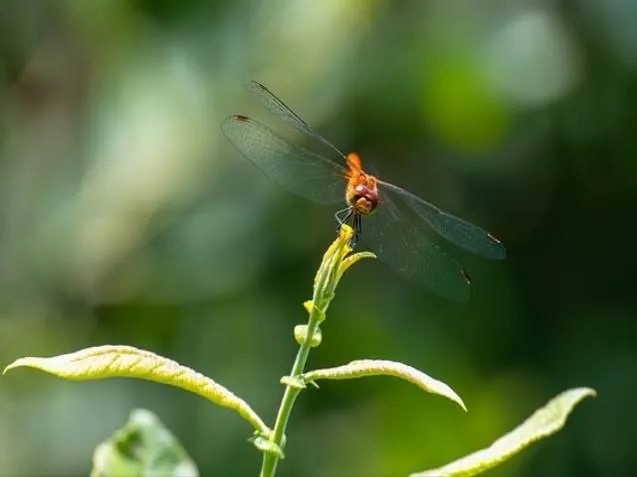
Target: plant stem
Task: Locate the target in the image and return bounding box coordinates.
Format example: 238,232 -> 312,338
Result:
259,301 -> 324,477
260,227 -> 355,477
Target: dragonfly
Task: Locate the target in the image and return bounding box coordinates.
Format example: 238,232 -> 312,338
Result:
222,80 -> 506,301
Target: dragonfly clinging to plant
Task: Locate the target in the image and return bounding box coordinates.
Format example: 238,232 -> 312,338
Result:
222,80 -> 505,301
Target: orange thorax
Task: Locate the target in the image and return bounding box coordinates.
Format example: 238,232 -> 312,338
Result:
345,153 -> 379,216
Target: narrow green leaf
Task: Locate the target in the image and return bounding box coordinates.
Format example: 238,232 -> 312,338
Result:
4,345 -> 270,435
337,251 -> 376,281
91,409 -> 198,477
314,224 -> 353,290
302,359 -> 466,411
410,387 -> 596,477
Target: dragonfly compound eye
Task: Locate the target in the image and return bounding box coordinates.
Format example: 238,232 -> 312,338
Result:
350,184 -> 379,215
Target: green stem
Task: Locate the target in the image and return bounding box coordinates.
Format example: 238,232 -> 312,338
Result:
259,227 -> 355,477
259,300 -> 326,477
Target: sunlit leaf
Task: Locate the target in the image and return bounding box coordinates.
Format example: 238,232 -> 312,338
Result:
4,345 -> 270,434
302,359 -> 466,411
410,387 -> 596,477
314,224 -> 353,289
337,251 -> 376,281
90,409 -> 198,477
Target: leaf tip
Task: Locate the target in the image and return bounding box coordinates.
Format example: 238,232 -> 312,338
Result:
338,224 -> 354,243
444,387 -> 467,412
3,358 -> 28,375
566,387 -> 597,404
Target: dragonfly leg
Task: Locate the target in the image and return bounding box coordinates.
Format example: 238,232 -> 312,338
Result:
334,207 -> 360,247
350,213 -> 361,247
334,207 -> 353,230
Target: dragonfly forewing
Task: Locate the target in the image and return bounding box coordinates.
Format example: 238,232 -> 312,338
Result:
222,115 -> 345,204
245,80 -> 347,159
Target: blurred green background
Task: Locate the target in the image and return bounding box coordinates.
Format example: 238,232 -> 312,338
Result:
0,0 -> 634,476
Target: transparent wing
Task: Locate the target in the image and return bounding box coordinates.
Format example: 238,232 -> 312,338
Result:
360,192 -> 472,302
222,115 -> 346,204
379,181 -> 506,260
245,80 -> 347,160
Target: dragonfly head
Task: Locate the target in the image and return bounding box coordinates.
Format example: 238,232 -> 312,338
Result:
347,179 -> 379,216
